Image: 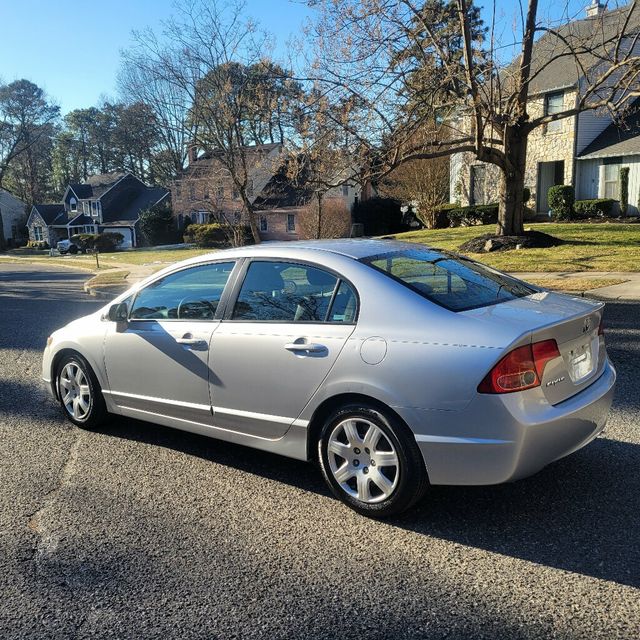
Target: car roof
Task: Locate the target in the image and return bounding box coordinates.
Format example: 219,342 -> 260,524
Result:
193,238 -> 427,262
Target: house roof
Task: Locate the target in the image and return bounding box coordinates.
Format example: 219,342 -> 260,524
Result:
32,204 -> 65,225
252,158 -> 314,210
101,186 -> 169,223
66,214 -> 93,226
578,107 -> 640,159
524,4 -> 640,94
68,173 -> 129,199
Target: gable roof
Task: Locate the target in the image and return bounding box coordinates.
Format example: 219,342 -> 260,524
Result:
525,4 -> 640,94
578,107 -> 640,158
101,186 -> 169,223
31,204 -> 65,225
252,158 -> 314,210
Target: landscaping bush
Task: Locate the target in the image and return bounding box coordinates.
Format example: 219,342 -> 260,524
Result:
620,166 -> 629,215
352,197 -> 406,235
70,233 -> 96,252
186,223 -> 252,247
431,203 -> 459,229
523,187 -> 531,204
547,185 -> 574,220
26,240 -> 49,250
93,232 -> 124,253
573,198 -> 616,219
139,205 -> 177,246
446,203 -> 499,227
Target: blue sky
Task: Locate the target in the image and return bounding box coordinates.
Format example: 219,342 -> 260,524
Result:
0,0 -> 624,116
0,0 -> 314,115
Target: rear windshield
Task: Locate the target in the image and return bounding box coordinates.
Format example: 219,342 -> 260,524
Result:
361,248 -> 536,312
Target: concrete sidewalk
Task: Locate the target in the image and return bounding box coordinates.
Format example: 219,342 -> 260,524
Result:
512,271 -> 640,300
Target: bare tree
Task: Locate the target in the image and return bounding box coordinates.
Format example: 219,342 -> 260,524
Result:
307,0 -> 640,236
298,196 -> 352,238
379,155 -> 450,228
123,0 -> 304,243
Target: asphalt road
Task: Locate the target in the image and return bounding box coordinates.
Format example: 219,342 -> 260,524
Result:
0,263 -> 638,639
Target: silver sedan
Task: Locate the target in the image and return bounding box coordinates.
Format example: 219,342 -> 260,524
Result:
43,239 -> 616,517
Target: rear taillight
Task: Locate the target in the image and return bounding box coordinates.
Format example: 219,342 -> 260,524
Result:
478,339 -> 560,394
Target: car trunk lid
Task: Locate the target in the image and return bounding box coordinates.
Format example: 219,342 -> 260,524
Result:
461,291 -> 606,404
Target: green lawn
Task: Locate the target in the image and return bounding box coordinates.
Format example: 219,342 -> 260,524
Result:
96,247 -> 215,266
392,222 -> 640,272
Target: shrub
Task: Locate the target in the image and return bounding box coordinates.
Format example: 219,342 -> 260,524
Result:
547,185 -> 574,220
186,223 -> 252,248
446,203 -> 499,227
431,203 -> 459,229
70,233 -> 96,252
27,240 -> 49,250
523,187 -> 531,204
352,197 -> 406,235
620,167 -> 629,215
573,198 -> 616,219
139,206 -> 176,246
93,232 -> 124,253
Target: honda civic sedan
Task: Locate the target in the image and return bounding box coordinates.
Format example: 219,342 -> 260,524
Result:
43,239 -> 616,517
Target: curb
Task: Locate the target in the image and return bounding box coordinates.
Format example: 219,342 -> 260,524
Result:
84,283 -> 129,300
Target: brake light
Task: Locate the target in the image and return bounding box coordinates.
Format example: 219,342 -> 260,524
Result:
478,339 -> 560,394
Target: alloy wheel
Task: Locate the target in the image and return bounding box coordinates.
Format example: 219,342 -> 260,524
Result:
327,417 -> 400,503
59,362 -> 92,422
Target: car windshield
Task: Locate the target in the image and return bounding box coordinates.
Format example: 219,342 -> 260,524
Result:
360,248 -> 536,312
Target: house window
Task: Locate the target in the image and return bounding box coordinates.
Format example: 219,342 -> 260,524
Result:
176,184 -> 182,198
603,162 -> 620,199
247,179 -> 254,197
545,92 -> 564,133
91,201 -> 100,217
287,214 -> 296,232
33,226 -> 43,241
83,201 -> 91,215
70,197 -> 77,212
216,185 -> 224,199
189,183 -> 196,200
232,187 -> 240,200
259,216 -> 268,232
203,185 -> 210,200
342,184 -> 349,197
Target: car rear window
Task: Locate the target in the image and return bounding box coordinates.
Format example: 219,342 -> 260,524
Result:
361,248 -> 535,312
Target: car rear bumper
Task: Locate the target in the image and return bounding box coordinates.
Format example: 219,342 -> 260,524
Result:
398,359 -> 616,486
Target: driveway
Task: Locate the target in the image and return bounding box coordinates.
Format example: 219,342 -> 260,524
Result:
0,263 -> 638,639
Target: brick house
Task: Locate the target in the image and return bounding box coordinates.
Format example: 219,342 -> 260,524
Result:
27,173 -> 169,248
172,143 -> 359,240
450,2 -> 640,215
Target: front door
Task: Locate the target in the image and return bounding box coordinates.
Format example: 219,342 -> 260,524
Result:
104,261 -> 236,424
209,260 -> 358,439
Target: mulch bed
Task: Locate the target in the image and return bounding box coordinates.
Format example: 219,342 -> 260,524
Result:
459,230 -> 564,253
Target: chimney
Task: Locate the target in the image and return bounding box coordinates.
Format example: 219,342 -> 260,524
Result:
586,0 -> 605,17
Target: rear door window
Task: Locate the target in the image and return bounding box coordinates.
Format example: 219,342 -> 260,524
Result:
361,249 -> 535,311
231,261 -> 357,323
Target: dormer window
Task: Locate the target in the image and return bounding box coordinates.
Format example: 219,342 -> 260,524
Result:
70,197 -> 77,212
91,201 -> 101,218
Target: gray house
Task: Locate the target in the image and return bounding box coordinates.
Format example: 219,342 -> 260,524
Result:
27,172 -> 170,248
0,189 -> 28,247
450,2 -> 640,215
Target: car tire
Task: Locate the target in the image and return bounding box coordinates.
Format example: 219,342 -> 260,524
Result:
56,353 -> 108,429
318,403 -> 429,517
69,245 -> 78,255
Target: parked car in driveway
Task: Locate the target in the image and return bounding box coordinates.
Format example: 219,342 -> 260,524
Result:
57,239 -> 80,255
42,239 -> 616,517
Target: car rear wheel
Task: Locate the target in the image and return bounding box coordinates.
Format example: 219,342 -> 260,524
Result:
56,354 -> 107,429
318,403 -> 428,517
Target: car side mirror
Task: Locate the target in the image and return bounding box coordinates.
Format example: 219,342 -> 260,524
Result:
107,302 -> 129,323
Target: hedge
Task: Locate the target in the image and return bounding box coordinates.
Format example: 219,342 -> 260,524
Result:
573,198 -> 616,219
547,185 -> 575,220
184,223 -> 252,248
445,203 -> 499,227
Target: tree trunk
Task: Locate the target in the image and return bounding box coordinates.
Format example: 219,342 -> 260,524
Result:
316,192 -> 323,239
496,130 -> 527,236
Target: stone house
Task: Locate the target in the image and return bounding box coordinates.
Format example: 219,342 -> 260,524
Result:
0,189 -> 28,247
27,173 -> 170,248
450,2 -> 640,215
172,143 -> 359,240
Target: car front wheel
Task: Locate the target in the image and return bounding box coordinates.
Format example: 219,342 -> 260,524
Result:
56,354 -> 107,429
318,404 -> 428,517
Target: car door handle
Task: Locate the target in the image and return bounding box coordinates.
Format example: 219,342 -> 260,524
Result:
176,335 -> 208,348
284,342 -> 327,354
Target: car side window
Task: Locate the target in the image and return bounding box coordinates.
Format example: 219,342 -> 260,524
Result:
231,261 -> 356,323
130,262 -> 235,321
